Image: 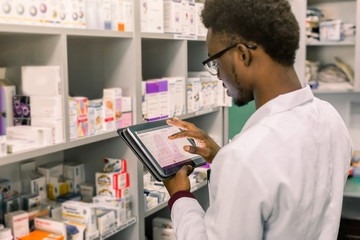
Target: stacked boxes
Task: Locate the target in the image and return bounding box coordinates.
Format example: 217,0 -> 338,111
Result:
64,162 -> 85,194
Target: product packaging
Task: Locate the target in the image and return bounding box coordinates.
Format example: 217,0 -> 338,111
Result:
103,88 -> 122,130
88,99 -> 103,135
140,0 -> 164,33
64,162 -> 85,194
4,210 -> 30,240
163,0 -> 182,34
0,68 -> 16,135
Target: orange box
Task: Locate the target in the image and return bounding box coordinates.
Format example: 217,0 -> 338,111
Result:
19,230 -> 64,240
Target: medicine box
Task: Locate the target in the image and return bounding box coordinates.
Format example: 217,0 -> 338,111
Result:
30,175 -> 47,200
158,80 -> 169,119
111,0 -> 125,32
121,112 -> 132,128
47,0 -> 61,26
320,20 -> 342,42
80,183 -> 94,203
37,161 -> 64,184
88,99 -> 103,135
166,77 -> 185,117
164,0 -> 182,34
48,177 -> 73,200
21,66 -> 62,96
97,186 -> 130,199
5,210 -> 30,240
96,210 -> 116,235
146,80 -> 160,121
62,201 -> 97,235
121,97 -> 132,113
78,0 -> 86,28
73,97 -> 88,138
20,230 -> 64,240
97,0 -> 112,30
103,88 -> 122,130
187,78 -> 201,113
6,126 -> 53,147
65,221 -> 86,240
0,67 -> 16,135
64,162 -> 85,194
35,217 -> 67,240
68,99 -> 77,140
30,96 -> 63,119
96,172 -> 129,190
21,194 -> 41,211
141,0 -> 164,33
31,118 -> 65,144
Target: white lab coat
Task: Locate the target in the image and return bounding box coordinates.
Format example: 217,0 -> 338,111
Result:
171,86 -> 353,240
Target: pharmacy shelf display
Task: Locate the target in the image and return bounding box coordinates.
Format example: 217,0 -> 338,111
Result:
0,1 -> 227,240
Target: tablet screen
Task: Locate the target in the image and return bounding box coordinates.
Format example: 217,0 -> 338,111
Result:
135,125 -> 195,170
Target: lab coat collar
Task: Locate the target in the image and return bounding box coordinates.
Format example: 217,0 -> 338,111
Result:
238,85 -> 314,138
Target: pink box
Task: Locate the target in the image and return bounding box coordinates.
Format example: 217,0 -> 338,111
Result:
74,97 -> 88,138
121,112 -> 132,128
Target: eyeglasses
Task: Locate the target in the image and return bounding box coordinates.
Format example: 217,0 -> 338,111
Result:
202,42 -> 257,76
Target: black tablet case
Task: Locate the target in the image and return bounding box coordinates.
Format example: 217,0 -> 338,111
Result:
118,128 -> 170,181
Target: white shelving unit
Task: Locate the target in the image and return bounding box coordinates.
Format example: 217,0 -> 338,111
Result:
0,2 -> 227,240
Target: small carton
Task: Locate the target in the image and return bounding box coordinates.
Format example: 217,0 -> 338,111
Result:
20,230 -> 64,240
88,99 -> 103,135
5,210 -> 30,240
140,0 -> 164,33
73,97 -> 88,138
37,161 -> 63,184
34,217 -> 67,240
103,88 -> 122,131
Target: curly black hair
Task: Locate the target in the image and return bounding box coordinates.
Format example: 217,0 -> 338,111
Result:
202,0 -> 299,66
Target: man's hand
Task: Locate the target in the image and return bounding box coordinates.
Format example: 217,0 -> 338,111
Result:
163,165 -> 193,196
167,117 -> 220,164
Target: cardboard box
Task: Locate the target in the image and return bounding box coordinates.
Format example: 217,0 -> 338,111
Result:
164,0 -> 182,34
31,118 -> 64,144
120,112 -> 132,128
158,80 -> 169,119
80,183 -> 94,203
103,88 -> 122,130
88,99 -> 103,135
140,0 -> 164,33
96,172 -> 129,190
37,161 -> 63,184
73,97 -> 88,138
34,217 -> 67,240
64,162 -> 85,194
21,66 -> 62,96
166,77 -> 185,117
146,80 -> 160,121
68,99 -> 77,140
6,126 -> 53,147
20,230 -> 64,240
30,96 -> 63,119
5,210 -> 30,240
61,201 -> 97,235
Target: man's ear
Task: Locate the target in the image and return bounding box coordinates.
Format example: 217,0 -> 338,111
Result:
236,44 -> 251,67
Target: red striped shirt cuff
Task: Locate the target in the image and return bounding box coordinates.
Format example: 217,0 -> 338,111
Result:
168,191 -> 197,212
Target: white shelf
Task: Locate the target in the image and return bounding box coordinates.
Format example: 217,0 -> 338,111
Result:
0,23 -> 133,38
144,181 -> 208,217
307,41 -> 356,47
100,217 -> 137,240
0,130 -> 118,166
141,32 -> 205,41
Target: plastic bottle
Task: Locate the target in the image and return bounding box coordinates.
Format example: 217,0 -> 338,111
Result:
0,228 -> 14,240
0,67 -> 16,135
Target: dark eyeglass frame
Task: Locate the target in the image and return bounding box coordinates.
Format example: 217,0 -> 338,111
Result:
202,42 -> 257,73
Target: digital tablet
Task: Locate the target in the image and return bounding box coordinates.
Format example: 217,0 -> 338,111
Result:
118,120 -> 206,181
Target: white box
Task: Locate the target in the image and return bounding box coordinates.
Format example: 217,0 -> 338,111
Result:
64,162 -> 85,194
4,210 -> 29,240
187,78 -> 201,113
6,139 -> 37,153
320,19 -> 342,42
31,118 -> 64,144
145,80 -> 160,121
80,183 -> 94,203
93,199 -> 125,225
78,0 -> 86,28
37,161 -> 63,184
141,0 -> 164,33
35,217 -> 67,240
96,210 -> 116,235
22,0 -> 42,25
88,99 -> 103,135
96,172 -> 129,191
30,175 -> 47,200
47,0 -> 61,26
163,0 -> 182,34
0,136 -> 6,156
123,0 -> 134,32
103,88 -> 122,131
68,99 -> 77,140
66,0 -> 80,28
121,97 -> 132,113
22,66 -> 62,96
30,95 -> 63,119
6,126 -> 53,147
97,0 -> 112,30
111,0 -> 125,31
85,0 -> 98,29
62,201 -> 97,235
66,221 -> 86,240
158,80 -> 169,119
166,77 -> 185,116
